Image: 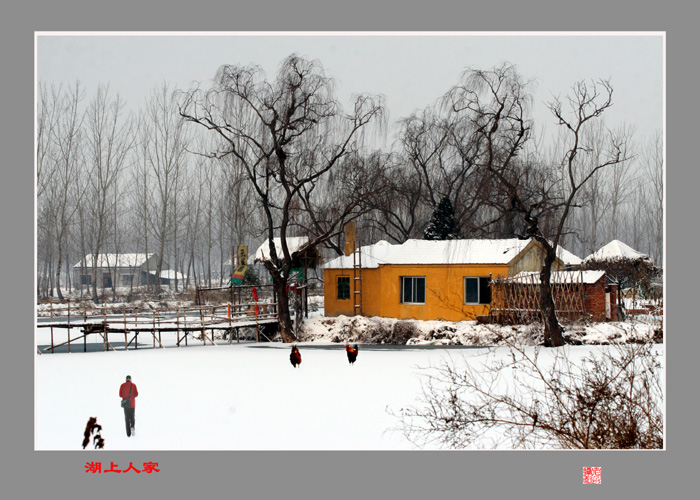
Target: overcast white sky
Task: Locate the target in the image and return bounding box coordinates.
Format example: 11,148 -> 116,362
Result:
36,32 -> 663,142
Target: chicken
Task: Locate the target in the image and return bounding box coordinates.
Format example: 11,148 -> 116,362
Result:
345,343 -> 359,364
290,345 -> 302,368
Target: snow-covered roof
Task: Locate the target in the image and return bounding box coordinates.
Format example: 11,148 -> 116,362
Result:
324,238 -> 558,269
324,238 -> 581,270
557,246 -> 583,266
74,253 -> 155,269
254,237 -> 310,262
583,240 -> 650,263
508,270 -> 606,285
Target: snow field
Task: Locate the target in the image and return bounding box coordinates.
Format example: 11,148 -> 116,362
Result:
36,343 -> 463,450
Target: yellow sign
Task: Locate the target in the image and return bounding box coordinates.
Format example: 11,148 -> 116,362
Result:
237,245 -> 248,266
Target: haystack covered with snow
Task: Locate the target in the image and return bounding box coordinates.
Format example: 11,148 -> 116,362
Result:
584,240 -> 651,263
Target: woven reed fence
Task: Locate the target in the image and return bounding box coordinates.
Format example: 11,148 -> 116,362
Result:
489,271 -> 587,325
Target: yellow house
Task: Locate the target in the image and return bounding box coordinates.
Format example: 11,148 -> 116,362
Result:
323,238 -> 577,322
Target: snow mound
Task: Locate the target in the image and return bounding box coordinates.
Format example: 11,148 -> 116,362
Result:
584,240 -> 651,263
300,315 -> 660,346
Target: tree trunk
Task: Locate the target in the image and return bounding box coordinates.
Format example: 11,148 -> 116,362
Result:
267,263 -> 295,343
55,251 -> 64,300
539,247 -> 565,347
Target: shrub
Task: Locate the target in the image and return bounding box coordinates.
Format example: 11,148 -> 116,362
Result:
394,339 -> 663,449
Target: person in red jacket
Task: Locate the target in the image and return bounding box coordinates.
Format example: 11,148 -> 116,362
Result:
119,375 -> 139,437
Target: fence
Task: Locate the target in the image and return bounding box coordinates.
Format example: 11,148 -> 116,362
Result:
489,272 -> 587,325
36,288 -> 279,354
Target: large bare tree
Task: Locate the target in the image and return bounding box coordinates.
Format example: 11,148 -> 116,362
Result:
397,106 -> 499,238
362,153 -> 427,243
445,64 -> 630,346
139,83 -> 190,296
179,54 -> 386,342
52,82 -> 85,298
83,85 -> 134,300
641,132 -> 663,265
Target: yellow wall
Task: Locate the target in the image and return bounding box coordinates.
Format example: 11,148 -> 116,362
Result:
323,241 -> 565,322
324,264 -> 510,322
324,268 -> 382,317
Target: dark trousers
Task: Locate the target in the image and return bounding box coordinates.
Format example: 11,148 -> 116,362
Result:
123,407 -> 136,437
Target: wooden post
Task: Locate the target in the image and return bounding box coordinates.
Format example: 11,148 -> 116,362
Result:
176,306 -> 180,347
67,301 -> 71,353
124,308 -> 127,351
84,308 -> 87,352
134,308 -> 138,350
50,302 -> 54,354
304,266 -> 308,319
103,305 -> 107,352
200,307 -> 205,345
153,311 -> 156,349
228,303 -> 233,344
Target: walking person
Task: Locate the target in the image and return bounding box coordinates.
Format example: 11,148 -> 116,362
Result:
119,375 -> 139,437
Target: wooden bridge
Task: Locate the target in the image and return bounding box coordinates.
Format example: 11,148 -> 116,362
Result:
37,299 -> 279,354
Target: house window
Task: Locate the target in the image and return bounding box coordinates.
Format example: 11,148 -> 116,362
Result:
401,276 -> 426,304
337,276 -> 350,300
464,277 -> 491,304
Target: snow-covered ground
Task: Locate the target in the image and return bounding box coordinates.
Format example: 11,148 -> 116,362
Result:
35,307 -> 663,450
300,314 -> 661,345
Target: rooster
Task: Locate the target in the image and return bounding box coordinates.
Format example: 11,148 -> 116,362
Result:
346,343 -> 359,364
290,345 -> 302,368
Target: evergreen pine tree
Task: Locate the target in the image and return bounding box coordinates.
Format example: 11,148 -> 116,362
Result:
424,196 -> 460,240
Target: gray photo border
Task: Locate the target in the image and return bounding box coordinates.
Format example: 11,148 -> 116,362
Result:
8,1 -> 690,498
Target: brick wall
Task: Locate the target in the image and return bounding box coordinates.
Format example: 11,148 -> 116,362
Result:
584,280 -> 617,321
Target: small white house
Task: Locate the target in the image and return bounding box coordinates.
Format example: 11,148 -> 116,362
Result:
73,253 -> 158,288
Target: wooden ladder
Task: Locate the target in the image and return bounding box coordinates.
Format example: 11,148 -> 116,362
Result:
352,240 -> 363,316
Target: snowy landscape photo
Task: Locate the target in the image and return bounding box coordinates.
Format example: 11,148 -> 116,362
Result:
35,32 -> 664,451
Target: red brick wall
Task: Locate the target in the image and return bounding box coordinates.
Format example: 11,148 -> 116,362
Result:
584,280 -> 617,321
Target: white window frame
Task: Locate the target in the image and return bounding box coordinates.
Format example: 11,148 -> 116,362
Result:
401,276 -> 426,304
464,276 -> 491,305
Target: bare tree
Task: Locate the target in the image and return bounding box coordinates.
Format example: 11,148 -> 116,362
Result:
296,149 -> 392,255
131,124 -> 155,294
444,64 -> 630,346
394,339 -> 663,449
640,132 -> 663,266
363,154 -> 427,243
36,81 -> 60,201
52,82 -> 85,299
396,104 -> 501,239
180,54 -> 386,342
36,83 -> 58,297
83,85 -> 134,300
604,125 -> 637,243
139,83 -> 190,296
35,82 -> 86,298
568,121 -> 615,256
180,159 -> 204,289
